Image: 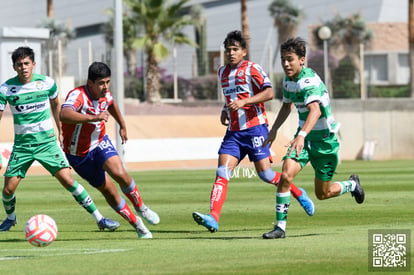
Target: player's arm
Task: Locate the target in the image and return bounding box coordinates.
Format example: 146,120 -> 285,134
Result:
227,87 -> 274,112
60,106 -> 109,123
287,101 -> 321,157
50,97 -> 63,143
220,104 -> 229,126
107,100 -> 127,144
300,101 -> 321,135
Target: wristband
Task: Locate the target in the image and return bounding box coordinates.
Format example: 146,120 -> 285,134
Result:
298,130 -> 307,138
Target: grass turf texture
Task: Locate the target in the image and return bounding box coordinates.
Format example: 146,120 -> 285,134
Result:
0,160 -> 412,274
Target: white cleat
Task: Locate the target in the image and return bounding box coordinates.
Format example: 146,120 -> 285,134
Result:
135,217 -> 153,239
138,206 -> 160,225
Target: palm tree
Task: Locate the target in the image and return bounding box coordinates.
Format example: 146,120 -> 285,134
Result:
315,13 -> 373,70
268,0 -> 305,68
313,13 -> 373,98
125,0 -> 195,104
47,0 -> 53,18
39,18 -> 76,77
103,9 -> 142,76
241,0 -> 250,60
190,4 -> 209,76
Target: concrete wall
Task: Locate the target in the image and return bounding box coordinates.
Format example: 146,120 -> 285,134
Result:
266,98 -> 414,160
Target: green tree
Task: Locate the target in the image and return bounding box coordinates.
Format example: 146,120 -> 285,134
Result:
39,18 -> 76,77
126,0 -> 195,104
313,13 -> 373,98
190,4 -> 209,76
268,0 -> 305,69
103,9 -> 142,76
313,13 -> 373,70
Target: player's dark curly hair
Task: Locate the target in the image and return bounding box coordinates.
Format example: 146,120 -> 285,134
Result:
281,37 -> 307,58
223,30 -> 247,49
11,47 -> 35,65
88,62 -> 111,81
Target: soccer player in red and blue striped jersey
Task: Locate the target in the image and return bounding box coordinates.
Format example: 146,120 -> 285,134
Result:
192,30 -> 315,233
60,62 -> 159,238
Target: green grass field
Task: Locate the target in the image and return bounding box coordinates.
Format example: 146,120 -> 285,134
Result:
0,160 -> 412,274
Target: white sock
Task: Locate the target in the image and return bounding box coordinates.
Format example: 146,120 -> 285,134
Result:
92,210 -> 103,223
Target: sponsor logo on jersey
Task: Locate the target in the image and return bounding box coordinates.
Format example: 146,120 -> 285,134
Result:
223,85 -> 244,96
15,102 -> 46,112
12,96 -> 20,104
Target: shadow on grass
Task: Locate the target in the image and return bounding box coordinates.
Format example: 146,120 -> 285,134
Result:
148,229 -> 321,240
0,238 -> 26,243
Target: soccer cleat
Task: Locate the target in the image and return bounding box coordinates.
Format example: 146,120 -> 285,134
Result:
134,217 -> 152,239
297,188 -> 315,216
262,226 -> 286,239
192,212 -> 218,233
137,206 -> 160,225
97,217 -> 120,231
0,217 -> 17,232
350,174 -> 365,204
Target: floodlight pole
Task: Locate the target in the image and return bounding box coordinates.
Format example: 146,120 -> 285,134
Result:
114,0 -> 125,161
318,26 -> 332,98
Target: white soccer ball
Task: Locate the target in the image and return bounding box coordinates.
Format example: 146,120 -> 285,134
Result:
24,214 -> 58,247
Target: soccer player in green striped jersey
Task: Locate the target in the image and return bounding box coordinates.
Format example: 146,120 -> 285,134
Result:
0,47 -> 119,232
262,37 -> 365,239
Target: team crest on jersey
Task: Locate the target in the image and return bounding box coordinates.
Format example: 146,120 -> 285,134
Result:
99,101 -> 107,110
236,69 -> 246,84
35,81 -> 44,90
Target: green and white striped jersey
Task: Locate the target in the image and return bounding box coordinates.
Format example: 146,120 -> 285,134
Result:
0,74 -> 58,145
282,67 -> 339,140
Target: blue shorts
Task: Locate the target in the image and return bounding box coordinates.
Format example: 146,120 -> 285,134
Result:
65,135 -> 118,187
218,124 -> 271,162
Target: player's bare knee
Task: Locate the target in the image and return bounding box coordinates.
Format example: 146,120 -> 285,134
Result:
280,171 -> 294,187
315,191 -> 330,200
2,188 -> 14,196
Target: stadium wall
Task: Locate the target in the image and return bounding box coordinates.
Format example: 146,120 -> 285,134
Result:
266,98 -> 414,161
0,98 -> 413,173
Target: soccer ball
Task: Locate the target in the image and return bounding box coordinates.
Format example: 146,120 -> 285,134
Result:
24,214 -> 58,247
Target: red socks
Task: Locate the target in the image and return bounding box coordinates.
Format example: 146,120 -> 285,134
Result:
123,183 -> 143,208
209,176 -> 228,222
270,171 -> 302,199
116,199 -> 137,225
